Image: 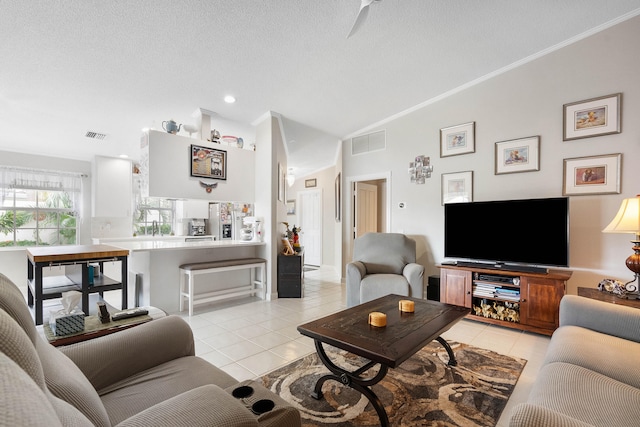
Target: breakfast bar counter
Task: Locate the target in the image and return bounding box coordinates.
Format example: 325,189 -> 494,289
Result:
93,237 -> 267,313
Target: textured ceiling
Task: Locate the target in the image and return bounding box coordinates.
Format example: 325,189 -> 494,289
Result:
1,1 -> 639,178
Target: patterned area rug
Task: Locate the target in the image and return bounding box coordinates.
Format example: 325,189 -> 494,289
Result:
261,341 -> 526,426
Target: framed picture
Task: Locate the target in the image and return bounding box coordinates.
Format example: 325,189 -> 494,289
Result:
286,199 -> 296,215
563,93 -> 622,141
441,171 -> 473,204
440,122 -> 475,157
495,136 -> 540,175
335,173 -> 341,222
562,153 -> 621,196
190,144 -> 227,180
278,163 -> 284,202
305,178 -> 317,188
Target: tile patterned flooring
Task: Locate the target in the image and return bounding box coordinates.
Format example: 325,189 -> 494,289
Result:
169,267 -> 548,427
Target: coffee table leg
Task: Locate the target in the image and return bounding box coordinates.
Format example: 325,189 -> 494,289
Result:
311,340 -> 390,427
435,336 -> 457,366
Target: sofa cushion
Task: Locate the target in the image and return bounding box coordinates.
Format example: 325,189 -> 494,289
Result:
527,362 -> 640,427
0,273 -> 38,344
544,325 -> 640,388
360,274 -> 409,303
99,355 -> 238,425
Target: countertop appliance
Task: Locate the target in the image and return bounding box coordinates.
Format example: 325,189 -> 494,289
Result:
188,219 -> 206,236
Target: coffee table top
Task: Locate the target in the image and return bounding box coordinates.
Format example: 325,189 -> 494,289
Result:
298,294 -> 470,368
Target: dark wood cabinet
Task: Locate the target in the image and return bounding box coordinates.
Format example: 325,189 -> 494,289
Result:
438,265 -> 571,335
277,254 -> 304,298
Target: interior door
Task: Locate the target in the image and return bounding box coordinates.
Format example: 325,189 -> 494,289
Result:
354,182 -> 378,238
299,189 -> 322,266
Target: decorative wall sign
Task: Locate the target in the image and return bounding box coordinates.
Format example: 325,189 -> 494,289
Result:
440,122 -> 475,157
190,144 -> 227,180
563,93 -> 622,141
495,136 -> 540,175
562,153 -> 621,196
441,171 -> 473,204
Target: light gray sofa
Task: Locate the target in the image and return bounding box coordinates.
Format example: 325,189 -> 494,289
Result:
509,294 -> 640,427
346,232 -> 424,307
0,272 -> 301,427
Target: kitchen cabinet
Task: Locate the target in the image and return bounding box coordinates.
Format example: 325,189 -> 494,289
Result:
141,130 -> 255,201
92,156 -> 132,217
438,265 -> 571,335
176,199 -> 209,219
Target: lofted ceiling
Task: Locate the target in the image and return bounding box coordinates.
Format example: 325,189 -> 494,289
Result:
1,1 -> 639,179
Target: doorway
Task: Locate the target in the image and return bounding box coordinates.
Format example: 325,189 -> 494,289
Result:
345,173 -> 391,267
298,189 -> 322,266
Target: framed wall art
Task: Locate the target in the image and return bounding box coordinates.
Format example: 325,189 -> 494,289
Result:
278,163 -> 284,202
190,144 -> 227,180
440,122 -> 475,157
562,153 -> 621,196
441,171 -> 473,204
335,172 -> 341,222
286,199 -> 296,215
563,93 -> 621,141
305,178 -> 317,188
495,136 -> 540,175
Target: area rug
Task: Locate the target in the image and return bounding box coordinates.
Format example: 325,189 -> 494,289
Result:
261,341 -> 526,426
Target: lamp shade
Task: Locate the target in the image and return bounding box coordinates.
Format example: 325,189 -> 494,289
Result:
603,195 -> 640,236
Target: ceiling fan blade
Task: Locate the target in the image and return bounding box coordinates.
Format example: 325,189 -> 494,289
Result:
347,0 -> 375,39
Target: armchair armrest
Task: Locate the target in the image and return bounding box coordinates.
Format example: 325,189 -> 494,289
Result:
346,261 -> 366,307
116,385 -> 258,427
60,315 -> 196,390
559,295 -> 640,343
402,263 -> 425,299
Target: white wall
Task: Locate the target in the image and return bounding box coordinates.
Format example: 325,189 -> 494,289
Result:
342,15 -> 640,294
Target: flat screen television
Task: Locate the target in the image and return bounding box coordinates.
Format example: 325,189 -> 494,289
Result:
444,197 -> 569,273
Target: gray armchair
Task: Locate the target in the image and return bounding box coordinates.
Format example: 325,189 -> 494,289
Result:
346,233 -> 425,307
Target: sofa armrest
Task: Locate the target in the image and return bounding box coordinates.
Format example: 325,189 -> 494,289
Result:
116,385 -> 258,427
403,263 -> 425,299
559,295 -> 640,342
509,403 -> 595,427
346,261 -> 366,307
60,315 -> 196,390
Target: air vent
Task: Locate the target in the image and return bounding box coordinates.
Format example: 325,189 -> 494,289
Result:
85,131 -> 107,140
351,130 -> 386,155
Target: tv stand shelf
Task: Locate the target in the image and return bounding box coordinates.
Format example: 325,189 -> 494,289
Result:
437,264 -> 572,335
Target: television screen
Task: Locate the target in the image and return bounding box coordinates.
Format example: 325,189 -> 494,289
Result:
444,197 -> 569,269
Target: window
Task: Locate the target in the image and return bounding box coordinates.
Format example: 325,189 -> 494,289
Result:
133,198 -> 175,236
0,167 -> 84,247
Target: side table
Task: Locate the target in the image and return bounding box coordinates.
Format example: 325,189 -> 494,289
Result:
277,252 -> 304,298
41,306 -> 166,346
577,287 -> 640,309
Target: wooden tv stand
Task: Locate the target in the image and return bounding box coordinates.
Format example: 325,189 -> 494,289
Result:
437,264 -> 572,335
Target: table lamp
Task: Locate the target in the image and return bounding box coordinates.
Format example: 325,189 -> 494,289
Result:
603,195 -> 640,297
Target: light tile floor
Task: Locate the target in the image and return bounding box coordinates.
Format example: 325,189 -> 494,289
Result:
169,267 -> 548,427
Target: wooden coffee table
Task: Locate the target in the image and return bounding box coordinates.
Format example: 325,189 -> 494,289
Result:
297,294 -> 470,426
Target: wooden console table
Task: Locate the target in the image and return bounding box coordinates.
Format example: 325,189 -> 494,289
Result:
27,245 -> 129,325
577,287 -> 640,309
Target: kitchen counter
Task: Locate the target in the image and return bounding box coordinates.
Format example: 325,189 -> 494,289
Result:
92,237 -> 268,313
93,237 -> 265,252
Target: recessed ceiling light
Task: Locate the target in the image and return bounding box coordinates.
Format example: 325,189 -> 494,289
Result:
224,95 -> 236,103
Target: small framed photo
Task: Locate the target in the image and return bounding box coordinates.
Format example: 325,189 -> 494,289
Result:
278,163 -> 284,202
286,200 -> 296,215
441,171 -> 473,205
562,153 -> 621,196
440,122 -> 475,157
563,93 -> 622,141
495,136 -> 540,175
190,144 -> 227,180
305,178 -> 317,188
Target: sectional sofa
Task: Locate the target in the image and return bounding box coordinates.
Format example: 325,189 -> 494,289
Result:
509,294 -> 640,427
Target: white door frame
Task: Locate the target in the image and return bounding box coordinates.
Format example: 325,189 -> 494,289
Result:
345,171 -> 392,262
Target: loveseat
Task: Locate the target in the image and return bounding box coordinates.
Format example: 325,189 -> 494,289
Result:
509,294 -> 640,427
0,272 -> 301,427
